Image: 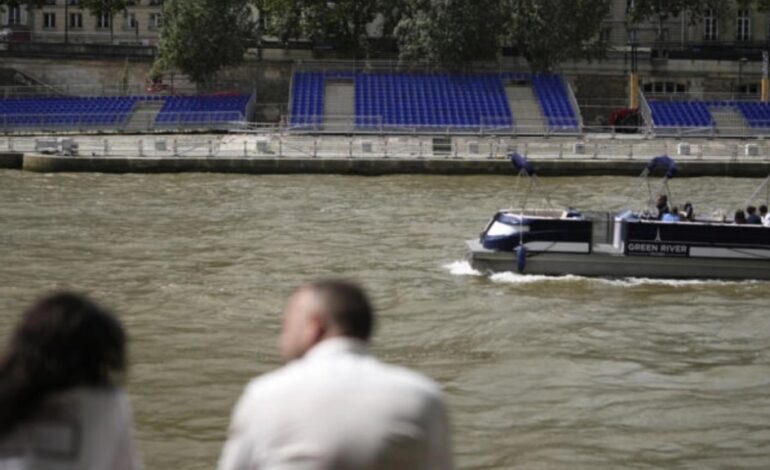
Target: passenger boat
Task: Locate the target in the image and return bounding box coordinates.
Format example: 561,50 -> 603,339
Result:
466,155 -> 770,280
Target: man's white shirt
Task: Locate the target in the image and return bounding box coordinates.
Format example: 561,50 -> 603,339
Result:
218,337 -> 453,470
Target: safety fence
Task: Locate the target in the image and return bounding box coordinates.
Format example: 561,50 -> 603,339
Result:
4,134 -> 770,162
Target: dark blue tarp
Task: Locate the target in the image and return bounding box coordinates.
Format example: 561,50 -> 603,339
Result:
646,155 -> 678,179
510,152 -> 536,175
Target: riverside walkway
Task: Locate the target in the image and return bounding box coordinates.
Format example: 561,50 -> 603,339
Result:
2,133 -> 770,176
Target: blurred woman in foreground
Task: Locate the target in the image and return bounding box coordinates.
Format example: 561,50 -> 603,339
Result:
0,292 -> 141,469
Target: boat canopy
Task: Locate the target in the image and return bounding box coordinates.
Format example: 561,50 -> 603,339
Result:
510,152 -> 536,176
645,155 -> 678,179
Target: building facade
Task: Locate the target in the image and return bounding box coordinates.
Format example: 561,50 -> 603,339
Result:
1,0 -> 164,45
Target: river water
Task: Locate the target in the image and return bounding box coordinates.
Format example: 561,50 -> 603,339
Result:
0,170 -> 768,469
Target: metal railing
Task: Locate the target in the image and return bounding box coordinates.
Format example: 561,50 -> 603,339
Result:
5,133 -> 770,162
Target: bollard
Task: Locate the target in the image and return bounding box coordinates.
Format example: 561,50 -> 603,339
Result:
524,142 -> 529,157
173,139 -> 178,156
313,139 -> 318,158
104,140 -> 109,156
7,137 -> 12,151
384,138 -> 389,159
419,140 -> 424,158
628,144 -> 634,159
278,138 -> 283,157
593,143 -> 599,159
138,139 -> 144,157
732,144 -> 738,160
558,143 -> 563,159
244,141 -> 248,157
349,139 -> 353,158
208,140 -> 213,157
453,141 -> 458,158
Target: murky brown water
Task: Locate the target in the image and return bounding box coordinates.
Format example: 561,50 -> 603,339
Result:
1,170 -> 768,469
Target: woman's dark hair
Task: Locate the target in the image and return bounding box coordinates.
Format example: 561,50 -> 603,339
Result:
0,292 -> 126,438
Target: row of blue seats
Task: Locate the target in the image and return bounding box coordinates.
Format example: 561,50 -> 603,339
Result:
290,72 -> 579,131
1,95 -> 251,127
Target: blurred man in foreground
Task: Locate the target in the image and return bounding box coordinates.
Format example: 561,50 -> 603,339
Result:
219,280 -> 453,470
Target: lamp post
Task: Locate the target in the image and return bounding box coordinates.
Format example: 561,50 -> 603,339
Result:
738,57 -> 748,98
628,28 -> 639,109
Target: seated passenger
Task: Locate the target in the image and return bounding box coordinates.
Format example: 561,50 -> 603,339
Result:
662,206 -> 681,223
760,205 -> 770,227
682,202 -> 695,222
656,194 -> 670,220
734,209 -> 747,224
746,205 -> 762,225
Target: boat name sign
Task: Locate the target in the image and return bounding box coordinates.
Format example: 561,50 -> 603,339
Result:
625,241 -> 690,257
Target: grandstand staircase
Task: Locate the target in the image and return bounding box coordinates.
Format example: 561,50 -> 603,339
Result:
710,106 -> 749,138
323,80 -> 355,131
505,85 -> 546,134
124,100 -> 165,132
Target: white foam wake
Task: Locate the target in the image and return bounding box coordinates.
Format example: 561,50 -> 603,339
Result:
443,260 -> 482,276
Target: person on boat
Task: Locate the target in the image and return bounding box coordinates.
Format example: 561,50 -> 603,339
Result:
734,209 -> 747,224
760,205 -> 770,227
746,206 -> 762,225
682,202 -> 695,222
662,207 -> 681,223
0,292 -> 141,470
219,280 -> 454,470
655,194 -> 670,220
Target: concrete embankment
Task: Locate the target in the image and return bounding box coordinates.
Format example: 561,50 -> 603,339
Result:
0,152 -> 23,169
15,153 -> 770,177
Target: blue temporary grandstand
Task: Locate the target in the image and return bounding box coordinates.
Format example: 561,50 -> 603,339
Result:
288,71 -> 582,134
0,94 -> 253,132
648,101 -> 714,128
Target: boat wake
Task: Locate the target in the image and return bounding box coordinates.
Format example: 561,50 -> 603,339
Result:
443,260 -> 482,276
444,260 -> 759,287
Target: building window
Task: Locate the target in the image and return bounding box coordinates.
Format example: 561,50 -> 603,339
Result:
7,5 -> 22,25
96,12 -> 111,29
739,83 -> 759,96
643,81 -> 686,94
69,12 -> 82,29
704,9 -> 718,41
124,12 -> 137,30
737,9 -> 751,42
43,12 -> 56,29
148,13 -> 162,30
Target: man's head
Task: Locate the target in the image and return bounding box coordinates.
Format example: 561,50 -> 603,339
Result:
760,205 -> 768,216
747,205 -> 757,215
657,194 -> 668,205
279,280 -> 374,361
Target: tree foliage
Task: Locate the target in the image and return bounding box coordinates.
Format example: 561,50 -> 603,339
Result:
393,0 -> 502,67
155,0 -> 253,89
502,0 -> 612,72
627,0 -> 730,42
79,0 -> 133,43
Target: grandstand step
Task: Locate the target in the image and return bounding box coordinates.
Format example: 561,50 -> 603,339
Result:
124,100 -> 166,132
323,80 -> 354,132
505,85 -> 546,134
710,106 -> 750,138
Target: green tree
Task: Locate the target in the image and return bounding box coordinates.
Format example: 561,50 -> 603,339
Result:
259,0 -> 378,58
393,0 -> 503,67
502,0 -> 611,72
79,0 -> 132,44
155,0 -> 253,89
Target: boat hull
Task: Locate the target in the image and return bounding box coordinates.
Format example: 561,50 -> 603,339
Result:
466,240 -> 770,280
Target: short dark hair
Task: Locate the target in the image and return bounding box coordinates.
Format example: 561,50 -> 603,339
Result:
306,280 -> 374,341
747,205 -> 757,214
760,205 -> 768,214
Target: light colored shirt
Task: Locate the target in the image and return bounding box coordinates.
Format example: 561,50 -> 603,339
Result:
218,337 -> 453,470
661,213 -> 680,223
0,387 -> 141,470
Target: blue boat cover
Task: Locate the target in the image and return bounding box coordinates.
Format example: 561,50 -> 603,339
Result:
510,152 -> 536,175
646,155 -> 678,179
